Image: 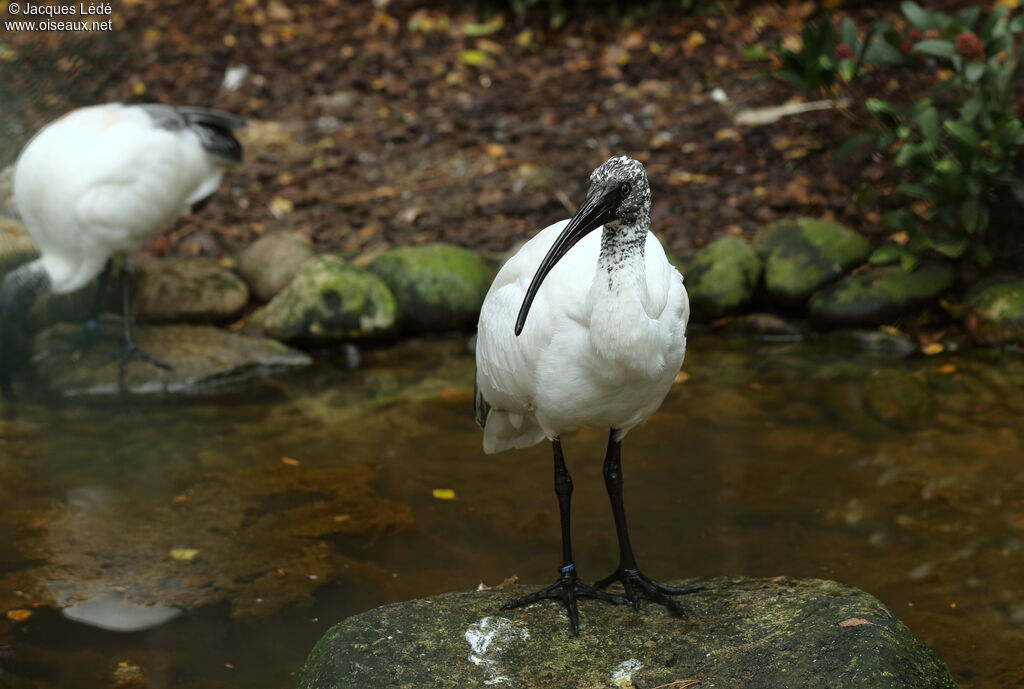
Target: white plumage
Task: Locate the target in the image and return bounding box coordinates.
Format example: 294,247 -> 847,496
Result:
473,155 -> 698,634
1,103 -> 244,394
475,217 -> 688,453
13,103 -> 240,294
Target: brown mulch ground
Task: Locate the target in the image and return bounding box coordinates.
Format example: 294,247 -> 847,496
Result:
4,1 -> 921,260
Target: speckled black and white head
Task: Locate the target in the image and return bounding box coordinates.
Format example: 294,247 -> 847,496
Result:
587,155 -> 651,229
514,155 -> 651,336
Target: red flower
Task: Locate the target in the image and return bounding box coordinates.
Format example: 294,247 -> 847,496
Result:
834,43 -> 855,60
956,31 -> 985,61
908,29 -> 923,42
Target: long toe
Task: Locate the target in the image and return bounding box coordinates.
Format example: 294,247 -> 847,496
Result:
502,571 -> 627,635
596,567 -> 701,616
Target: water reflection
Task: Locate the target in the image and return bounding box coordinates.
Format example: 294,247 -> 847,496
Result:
0,335 -> 1021,688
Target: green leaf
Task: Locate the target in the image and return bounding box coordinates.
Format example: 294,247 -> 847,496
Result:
964,61 -> 986,83
864,35 -> 905,64
919,106 -> 939,144
882,208 -> 915,232
913,39 -> 957,59
944,120 -> 981,147
971,243 -> 993,266
901,1 -> 932,29
931,236 -> 968,258
961,97 -> 983,123
959,6 -> 981,31
899,252 -> 920,271
869,244 -> 914,265
960,196 -> 980,232
896,183 -> 937,201
840,18 -> 858,49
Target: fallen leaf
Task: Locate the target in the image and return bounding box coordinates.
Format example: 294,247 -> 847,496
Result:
921,343 -> 944,356
281,457 -> 301,467
937,364 -> 957,374
6,609 -> 32,622
432,488 -> 456,500
269,196 -> 294,218
674,371 -> 691,384
170,548 -> 199,561
441,388 -> 463,401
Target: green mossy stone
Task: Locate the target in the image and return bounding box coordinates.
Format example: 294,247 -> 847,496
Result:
364,244 -> 490,332
809,264 -> 955,327
756,218 -> 870,304
686,236 -> 762,319
252,255 -> 396,343
964,275 -> 1024,345
298,576 -> 956,689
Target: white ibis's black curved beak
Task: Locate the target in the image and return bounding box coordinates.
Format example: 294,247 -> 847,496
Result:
515,185 -> 621,336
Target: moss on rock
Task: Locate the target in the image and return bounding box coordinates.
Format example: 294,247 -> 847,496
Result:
686,236 -> 761,319
364,244 -> 490,332
809,264 -> 955,327
756,218 -> 870,304
964,275 -> 1024,345
298,576 -> 956,689
253,255 -> 396,343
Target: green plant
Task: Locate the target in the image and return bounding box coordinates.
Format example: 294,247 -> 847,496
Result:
771,2 -> 1024,269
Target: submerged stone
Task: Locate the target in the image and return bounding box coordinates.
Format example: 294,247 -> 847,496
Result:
31,316 -> 311,396
133,258 -> 250,324
863,368 -> 934,428
756,218 -> 870,304
253,255 -> 396,343
964,275 -> 1024,345
364,244 -> 491,333
809,264 -> 955,327
62,591 -> 182,632
236,230 -> 315,302
298,576 -> 955,689
720,312 -> 805,341
686,236 -> 762,319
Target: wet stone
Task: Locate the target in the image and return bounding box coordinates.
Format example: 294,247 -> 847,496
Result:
964,275 -> 1024,346
686,236 -> 762,319
755,218 -> 870,304
30,315 -> 311,397
809,264 -> 955,328
133,258 -> 250,324
298,576 -> 956,689
363,243 -> 491,333
719,313 -> 805,342
252,254 -> 396,343
826,329 -> 917,357
236,230 -> 315,302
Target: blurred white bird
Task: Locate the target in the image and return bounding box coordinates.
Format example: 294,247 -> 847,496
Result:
0,103 -> 244,395
474,155 -> 698,634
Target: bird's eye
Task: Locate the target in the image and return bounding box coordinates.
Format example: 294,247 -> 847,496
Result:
620,183 -> 631,197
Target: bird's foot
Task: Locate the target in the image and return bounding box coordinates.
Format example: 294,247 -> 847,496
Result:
96,339 -> 172,371
501,564 -> 627,635
595,566 -> 701,616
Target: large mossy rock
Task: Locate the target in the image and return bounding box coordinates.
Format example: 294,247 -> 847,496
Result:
964,275 -> 1024,345
809,264 -> 955,327
298,576 -> 955,689
236,231 -> 315,302
363,244 -> 490,332
252,254 -> 396,343
686,236 -> 762,319
133,258 -> 250,324
755,218 -> 870,304
31,316 -> 311,396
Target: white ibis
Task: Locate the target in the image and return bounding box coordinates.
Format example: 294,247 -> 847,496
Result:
0,103 -> 244,394
474,155 -> 698,634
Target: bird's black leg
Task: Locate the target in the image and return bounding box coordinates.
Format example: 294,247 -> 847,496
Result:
501,437 -> 626,634
595,429 -> 701,616
110,258 -> 171,390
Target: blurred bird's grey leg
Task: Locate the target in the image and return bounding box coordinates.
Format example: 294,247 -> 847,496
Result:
595,428 -> 701,615
112,257 -> 171,391
501,438 -> 626,635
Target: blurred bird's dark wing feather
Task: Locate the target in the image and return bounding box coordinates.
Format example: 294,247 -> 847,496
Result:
473,372 -> 491,429
137,104 -> 245,164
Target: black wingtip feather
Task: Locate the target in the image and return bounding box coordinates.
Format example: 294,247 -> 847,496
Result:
137,104 -> 246,164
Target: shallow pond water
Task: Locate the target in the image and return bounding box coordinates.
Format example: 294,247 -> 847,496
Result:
0,334 -> 1022,689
